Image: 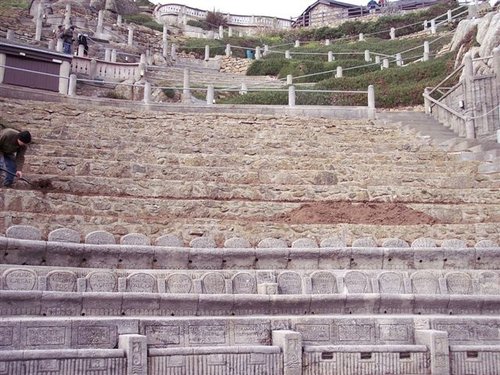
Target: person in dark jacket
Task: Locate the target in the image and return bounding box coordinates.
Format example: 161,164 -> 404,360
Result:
62,26 -> 75,55
0,128 -> 32,187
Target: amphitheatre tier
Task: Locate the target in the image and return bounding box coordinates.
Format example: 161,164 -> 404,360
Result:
0,98 -> 498,246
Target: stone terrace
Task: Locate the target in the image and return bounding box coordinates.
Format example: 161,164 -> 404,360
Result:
0,98 -> 498,246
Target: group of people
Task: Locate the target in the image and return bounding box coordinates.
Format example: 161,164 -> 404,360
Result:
0,127 -> 32,188
54,25 -> 88,56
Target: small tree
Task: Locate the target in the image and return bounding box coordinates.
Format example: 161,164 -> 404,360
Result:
205,10 -> 228,30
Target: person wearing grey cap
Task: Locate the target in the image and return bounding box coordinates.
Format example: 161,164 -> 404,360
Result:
0,128 -> 32,187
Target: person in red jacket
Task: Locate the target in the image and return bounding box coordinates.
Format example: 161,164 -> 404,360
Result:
0,128 -> 32,187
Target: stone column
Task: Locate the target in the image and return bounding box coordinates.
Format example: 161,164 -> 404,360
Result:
272,331 -> 302,375
325,39 -> 330,46
382,58 -> 389,69
255,46 -> 261,60
415,330 -> 450,375
78,44 -> 85,57
390,27 -> 396,40
68,74 -> 77,96
359,33 -> 364,41
143,81 -> 151,104
336,66 -> 343,78
162,23 -> 168,58
171,44 -> 177,61
328,51 -> 334,62
396,53 -> 403,66
219,25 -> 224,39
288,86 -> 295,106
430,19 -> 436,34
35,17 -> 43,41
375,55 -> 380,64
463,53 -> 476,138
48,40 -> 55,50
117,14 -> 122,26
368,85 -> 375,119
59,61 -> 71,94
204,45 -> 210,61
447,10 -> 452,23
128,27 -> 134,46
206,84 -> 214,105
225,44 -> 231,57
97,10 -> 104,35
423,20 -> 428,31
294,40 -> 300,48
183,68 -> 191,102
119,335 -> 147,375
111,49 -> 117,63
285,50 -> 291,59
423,41 -> 430,61
64,4 -> 71,28
424,88 -> 431,114
228,27 -> 233,37
493,47 -> 500,86
89,58 -> 97,80
364,50 -> 370,62
240,83 -> 248,95
104,48 -> 111,62
287,75 -> 293,85
263,45 -> 269,56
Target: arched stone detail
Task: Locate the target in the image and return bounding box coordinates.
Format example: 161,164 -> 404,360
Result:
121,233 -> 151,246
6,225 -> 41,241
85,231 -> 116,245
48,228 -> 81,243
411,271 -> 439,294
155,234 -> 184,247
258,238 -> 288,248
224,237 -> 251,248
411,238 -> 437,248
190,237 -> 216,248
292,238 -> 318,248
382,238 -> 409,248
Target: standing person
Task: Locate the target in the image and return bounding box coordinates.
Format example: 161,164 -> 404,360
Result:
0,128 -> 32,188
62,25 -> 75,55
78,33 -> 89,56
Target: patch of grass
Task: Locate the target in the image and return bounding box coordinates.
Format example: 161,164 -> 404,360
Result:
123,14 -> 163,32
0,0 -> 29,9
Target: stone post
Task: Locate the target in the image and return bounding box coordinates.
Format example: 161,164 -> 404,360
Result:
423,41 -> 430,61
206,84 -> 214,105
359,33 -> 364,41
225,44 -> 231,57
415,330 -> 450,375
35,18 -> 42,41
104,48 -> 111,62
48,40 -> 55,50
423,20 -> 428,31
0,53 -> 5,83
97,10 -> 104,35
287,75 -> 293,85
396,53 -> 403,66
336,66 -> 343,78
183,68 -> 191,102
119,335 -> 147,375
128,27 -> 134,46
382,58 -> 389,69
228,27 -> 233,37
368,85 -> 375,119
143,81 -> 151,104
78,44 -> 85,57
328,51 -> 334,62
294,40 -> 300,48
6,30 -> 14,41
364,50 -> 371,62
272,331 -> 302,375
447,10 -> 452,23
463,52 -> 475,137
68,74 -> 77,96
375,55 -> 380,64
255,46 -> 261,60
219,25 -> 224,39
171,44 -> 177,61
285,50 -> 291,59
240,83 -> 248,95
89,58 -> 97,80
117,15 -> 122,27
162,23 -> 168,58
424,88 -> 431,114
111,49 -> 117,63
59,61 -> 71,95
64,4 -> 71,28
204,45 -> 210,61
288,86 -> 295,107
263,45 -> 269,56
493,47 -> 500,86
325,39 -> 330,46
56,38 -> 63,52
430,19 -> 436,34
390,27 -> 396,40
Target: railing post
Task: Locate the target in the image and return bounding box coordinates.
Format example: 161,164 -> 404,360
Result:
287,74 -> 293,85
77,44 -> 85,57
328,51 -> 334,62
430,19 -> 436,34
6,30 -> 14,41
364,50 -> 371,62
288,85 -> 296,107
382,58 -> 389,69
375,55 -> 380,64
423,20 -> 428,31
447,10 -> 452,23
204,45 -> 210,61
424,88 -> 431,114
423,41 -> 430,61
493,47 -> 500,86
104,48 -> 111,62
35,17 -> 42,42
171,44 -> 177,61
206,84 -> 214,105
127,27 -> 134,46
68,74 -> 77,96
335,66 -> 343,78
228,27 -> 233,37
285,50 -> 291,59
396,53 -> 403,66
143,81 -> 151,104
119,334 -> 147,375
162,23 -> 168,58
359,33 -> 364,41
225,44 -> 231,57
183,68 -> 191,102
465,117 -> 475,139
56,38 -> 63,52
255,46 -> 261,60
219,25 -> 224,39
390,27 -> 396,40
64,4 -> 71,28
89,58 -> 97,80
263,45 -> 269,57
117,15 -> 123,27
368,85 -> 375,119
325,39 -> 330,46
111,49 -> 117,63
240,83 -> 248,95
294,40 -> 300,48
96,10 -> 104,35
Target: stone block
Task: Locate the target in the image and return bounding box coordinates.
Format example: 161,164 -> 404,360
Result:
377,318 -> 415,344
0,321 -> 21,350
140,321 -> 184,347
6,225 -> 42,241
343,271 -> 372,293
231,272 -> 257,294
292,318 -> 333,345
379,294 -> 415,314
411,271 -> 441,294
475,248 -> 500,269
345,293 -> 380,314
350,248 -> 384,269
119,334 -> 147,375
255,248 -> 289,269
378,271 -> 406,294
222,248 -> 256,269
70,320 -> 119,349
165,273 -> 193,294
0,290 -> 42,315
0,236 -> 7,251
480,295 -> 500,314
189,248 -> 222,270
198,294 -> 234,316
159,294 -> 198,316
122,293 -> 160,316
82,293 -> 123,316
443,248 -> 475,269
414,295 -> 450,314
334,318 -> 376,344
155,234 -> 184,247
441,239 -> 467,248
85,271 -> 119,293
257,283 -> 278,295
414,249 -> 445,269
40,291 -> 82,316
287,248 -> 319,269
81,245 -> 122,268
45,242 -> 85,267
352,237 -> 378,247
318,248 -> 351,269
2,268 -> 38,290
46,270 -> 77,292
224,237 -> 251,248
383,248 -> 415,269
412,237 -> 437,248
154,247 -> 189,269
320,237 -> 347,247
200,272 -> 226,294
310,271 -> 338,294
120,233 -> 150,246
272,330 -> 302,375
4,239 -> 46,266
309,294 -> 346,314
232,295 -> 271,315
415,330 -> 450,375
20,320 -> 72,349
270,295 -> 311,315
48,228 -> 81,243
85,231 -> 116,245
447,295 -> 482,315
117,246 -> 155,269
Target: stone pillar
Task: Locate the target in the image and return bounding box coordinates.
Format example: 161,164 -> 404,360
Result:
430,19 -> 436,34
143,81 -> 151,104
325,39 -> 330,46
336,66 -> 343,78
56,38 -> 63,52
255,46 -> 261,60
128,27 -> 134,46
111,49 -> 117,63
287,74 -> 293,85
204,45 -> 210,61
6,30 -> 14,41
171,44 -> 177,61
264,45 -> 269,57
119,335 -> 147,375
396,53 -> 403,66
35,18 -> 42,41
423,41 -> 430,61
64,4 -> 71,28
359,33 -> 364,41
0,53 -> 6,83
364,50 -> 370,62
415,330 -> 450,375
447,10 -> 452,23
228,27 -> 233,37
206,84 -> 214,105
59,61 -> 71,94
390,27 -> 396,40
68,74 -> 77,96
162,23 -> 168,58
183,68 -> 191,101
225,44 -> 231,57
285,50 -> 291,59
104,48 -> 111,62
272,331 -> 302,375
424,88 -> 431,114
117,14 -> 122,27
288,85 -> 296,106
48,40 -> 55,50
294,40 -> 300,48
78,44 -> 85,57
375,55 -> 380,64
328,51 -> 334,62
219,25 -> 224,39
382,58 -> 389,69
368,85 -> 375,119
97,10 -> 104,35
493,47 -> 500,86
89,58 -> 97,80
240,83 -> 248,95
423,20 -> 428,31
